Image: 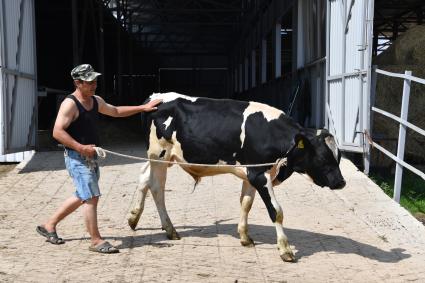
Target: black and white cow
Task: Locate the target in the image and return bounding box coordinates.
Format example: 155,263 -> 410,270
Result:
128,92 -> 345,262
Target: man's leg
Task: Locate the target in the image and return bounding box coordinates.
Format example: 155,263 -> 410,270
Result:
43,195 -> 82,232
82,196 -> 103,246
83,196 -> 119,253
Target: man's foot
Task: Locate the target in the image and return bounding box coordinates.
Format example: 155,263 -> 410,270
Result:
89,241 -> 119,254
36,225 -> 65,245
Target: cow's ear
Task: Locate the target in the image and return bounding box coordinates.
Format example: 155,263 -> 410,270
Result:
316,128 -> 330,136
294,134 -> 311,150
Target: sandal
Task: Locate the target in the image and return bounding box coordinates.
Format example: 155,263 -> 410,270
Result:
89,241 -> 119,254
36,225 -> 65,245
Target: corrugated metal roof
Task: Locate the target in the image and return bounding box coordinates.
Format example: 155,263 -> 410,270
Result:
374,0 -> 425,53
101,0 -> 268,54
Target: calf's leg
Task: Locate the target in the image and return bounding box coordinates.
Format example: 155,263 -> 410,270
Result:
238,180 -> 256,246
248,169 -> 295,262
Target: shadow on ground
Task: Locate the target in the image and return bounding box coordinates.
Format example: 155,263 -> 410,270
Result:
65,222 -> 410,263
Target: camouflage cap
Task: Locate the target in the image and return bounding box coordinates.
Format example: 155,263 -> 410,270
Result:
70,64 -> 101,81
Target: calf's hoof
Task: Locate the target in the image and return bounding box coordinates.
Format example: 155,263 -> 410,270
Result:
280,251 -> 296,262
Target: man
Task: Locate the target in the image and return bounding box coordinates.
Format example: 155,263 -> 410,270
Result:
36,64 -> 161,254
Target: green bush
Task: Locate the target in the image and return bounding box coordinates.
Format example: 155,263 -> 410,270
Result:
370,171 -> 425,215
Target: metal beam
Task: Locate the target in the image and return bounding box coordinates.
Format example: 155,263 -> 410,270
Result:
72,0 -> 79,65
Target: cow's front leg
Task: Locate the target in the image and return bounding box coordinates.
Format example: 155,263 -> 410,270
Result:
128,162 -> 151,230
149,163 -> 180,240
248,169 -> 295,262
238,180 -> 256,246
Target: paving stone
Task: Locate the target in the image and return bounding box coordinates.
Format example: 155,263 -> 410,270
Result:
0,148 -> 424,282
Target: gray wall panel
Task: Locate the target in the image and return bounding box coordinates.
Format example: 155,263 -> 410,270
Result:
0,0 -> 37,158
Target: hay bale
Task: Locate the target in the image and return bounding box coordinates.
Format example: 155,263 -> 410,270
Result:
374,25 -> 425,65
372,25 -> 425,168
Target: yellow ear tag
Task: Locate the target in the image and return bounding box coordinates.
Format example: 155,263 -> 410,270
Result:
297,140 -> 304,149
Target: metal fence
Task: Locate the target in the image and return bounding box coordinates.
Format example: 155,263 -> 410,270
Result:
371,68 -> 425,202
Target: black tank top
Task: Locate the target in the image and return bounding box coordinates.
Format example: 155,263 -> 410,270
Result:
65,94 -> 100,146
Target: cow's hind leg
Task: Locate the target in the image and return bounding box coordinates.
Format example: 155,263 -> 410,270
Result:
149,163 -> 180,240
128,162 -> 151,230
248,170 -> 295,262
238,180 -> 256,246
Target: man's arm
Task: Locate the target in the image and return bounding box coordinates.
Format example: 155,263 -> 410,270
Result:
96,96 -> 161,117
53,99 -> 96,157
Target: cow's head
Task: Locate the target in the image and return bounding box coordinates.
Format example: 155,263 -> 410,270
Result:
287,132 -> 346,190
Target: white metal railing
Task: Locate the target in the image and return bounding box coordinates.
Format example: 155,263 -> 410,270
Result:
371,69 -> 425,202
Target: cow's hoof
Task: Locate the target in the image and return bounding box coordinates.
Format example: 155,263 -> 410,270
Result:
280,251 -> 296,262
166,230 -> 181,240
240,237 -> 255,247
128,209 -> 141,230
128,219 -> 137,231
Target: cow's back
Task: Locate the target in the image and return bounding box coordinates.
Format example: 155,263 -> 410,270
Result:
144,92 -> 300,167
146,94 -> 249,165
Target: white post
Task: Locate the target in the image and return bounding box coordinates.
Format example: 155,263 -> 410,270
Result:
393,70 -> 412,203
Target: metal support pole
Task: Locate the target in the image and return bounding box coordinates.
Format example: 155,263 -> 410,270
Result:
341,0 -> 347,144
292,1 -> 298,74
244,56 -> 249,91
393,70 -> 412,203
234,67 -> 238,93
274,22 -> 281,78
129,30 -> 134,101
261,39 -> 267,83
239,63 -> 243,93
316,0 -> 323,127
297,0 -> 305,69
116,0 -> 123,101
325,0 -> 330,130
364,0 -> 376,175
251,50 -> 256,88
98,1 -> 106,98
365,65 -> 377,175
72,0 -> 79,65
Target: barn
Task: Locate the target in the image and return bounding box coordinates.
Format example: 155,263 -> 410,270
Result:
1,1 -> 425,281
0,0 -> 424,195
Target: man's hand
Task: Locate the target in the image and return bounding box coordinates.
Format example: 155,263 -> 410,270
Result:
79,144 -> 96,158
142,99 -> 162,112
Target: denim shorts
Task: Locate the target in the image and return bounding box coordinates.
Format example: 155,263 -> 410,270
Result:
64,148 -> 101,202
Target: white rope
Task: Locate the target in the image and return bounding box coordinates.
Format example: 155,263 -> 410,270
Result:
94,146 -> 279,168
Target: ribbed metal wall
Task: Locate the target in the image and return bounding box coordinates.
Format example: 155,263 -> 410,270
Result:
328,0 -> 344,144
326,0 -> 374,152
296,0 -> 326,128
0,150 -> 34,162
0,0 -> 37,160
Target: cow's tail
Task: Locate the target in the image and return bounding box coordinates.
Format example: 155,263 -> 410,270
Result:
140,97 -> 154,150
190,177 -> 201,194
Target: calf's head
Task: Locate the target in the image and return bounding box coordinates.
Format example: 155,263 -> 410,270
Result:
287,132 -> 346,190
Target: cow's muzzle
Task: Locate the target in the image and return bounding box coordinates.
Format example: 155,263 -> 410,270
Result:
330,179 -> 346,190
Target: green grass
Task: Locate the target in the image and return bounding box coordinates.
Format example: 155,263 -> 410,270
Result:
369,171 -> 425,215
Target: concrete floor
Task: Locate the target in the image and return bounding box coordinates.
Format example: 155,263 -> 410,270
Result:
0,146 -> 424,282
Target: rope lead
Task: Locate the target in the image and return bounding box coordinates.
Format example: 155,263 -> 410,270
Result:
93,146 -> 280,168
